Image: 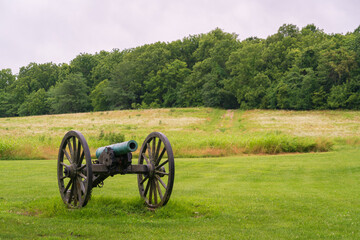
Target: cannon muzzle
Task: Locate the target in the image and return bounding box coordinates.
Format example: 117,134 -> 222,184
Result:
95,140 -> 138,158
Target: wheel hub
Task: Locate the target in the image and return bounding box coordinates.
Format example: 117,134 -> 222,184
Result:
147,163 -> 155,178
64,164 -> 77,178
157,166 -> 166,177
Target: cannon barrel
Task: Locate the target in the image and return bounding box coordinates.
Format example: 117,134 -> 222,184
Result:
95,140 -> 138,158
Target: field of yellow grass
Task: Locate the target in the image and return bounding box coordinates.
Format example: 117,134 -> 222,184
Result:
0,108 -> 359,159
244,110 -> 360,137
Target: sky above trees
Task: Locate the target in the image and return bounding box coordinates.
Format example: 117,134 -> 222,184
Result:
0,0 -> 359,73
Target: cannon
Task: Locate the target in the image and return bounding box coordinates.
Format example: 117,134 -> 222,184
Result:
57,130 -> 174,209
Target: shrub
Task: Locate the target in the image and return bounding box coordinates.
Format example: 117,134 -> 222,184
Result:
98,130 -> 125,144
0,140 -> 13,159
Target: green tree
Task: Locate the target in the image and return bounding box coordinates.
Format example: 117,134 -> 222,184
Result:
104,61 -> 136,109
318,47 -> 357,88
178,28 -> 239,108
57,63 -> 71,83
262,24 -> 301,81
17,62 -> 59,91
18,88 -> 49,116
91,49 -> 124,87
90,79 -> 111,111
143,59 -> 190,107
5,79 -> 30,115
297,69 -> 318,109
226,40 -> 266,108
267,66 -> 321,110
327,84 -> 348,109
346,76 -> 360,109
70,53 -> 99,89
104,42 -> 171,107
327,75 -> 360,109
167,35 -> 200,69
48,73 -> 91,113
0,90 -> 13,117
311,87 -> 328,109
275,80 -> 291,109
201,73 -> 237,108
0,69 -> 15,91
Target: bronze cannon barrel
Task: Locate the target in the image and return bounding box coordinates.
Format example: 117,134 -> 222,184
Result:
95,140 -> 138,158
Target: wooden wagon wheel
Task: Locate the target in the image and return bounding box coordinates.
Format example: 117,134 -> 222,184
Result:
137,132 -> 175,208
57,130 -> 93,208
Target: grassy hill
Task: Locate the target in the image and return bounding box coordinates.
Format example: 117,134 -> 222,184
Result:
0,108 -> 359,159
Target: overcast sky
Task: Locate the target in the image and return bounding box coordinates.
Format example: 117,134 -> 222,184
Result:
0,0 -> 359,74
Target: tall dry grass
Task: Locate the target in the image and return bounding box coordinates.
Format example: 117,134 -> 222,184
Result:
0,108 -> 358,159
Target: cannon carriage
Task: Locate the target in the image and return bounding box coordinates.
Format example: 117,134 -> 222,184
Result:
57,130 -> 174,209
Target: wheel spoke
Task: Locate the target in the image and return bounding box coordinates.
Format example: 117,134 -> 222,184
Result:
155,170 -> 169,176
152,138 -> 156,160
67,181 -> 74,204
156,159 -> 168,169
60,162 -> 69,168
155,179 -> 163,200
147,143 -> 152,161
79,150 -> 84,164
72,137 -> 77,162
149,179 -> 153,204
153,180 -> 158,204
155,147 -> 166,166
77,190 -> 82,204
76,178 -> 82,202
155,139 -> 162,163
156,175 -> 167,190
140,175 -> 149,185
72,181 -> 77,205
80,180 -> 86,194
67,140 -> 73,159
76,140 -> 81,165
77,164 -> 86,171
79,172 -> 87,180
63,149 -> 72,164
142,153 -> 150,164
144,179 -> 151,197
64,179 -> 73,193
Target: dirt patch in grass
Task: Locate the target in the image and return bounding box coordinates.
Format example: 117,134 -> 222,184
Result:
9,209 -> 42,217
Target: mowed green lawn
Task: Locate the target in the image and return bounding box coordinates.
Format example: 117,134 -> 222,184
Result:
1,148 -> 360,239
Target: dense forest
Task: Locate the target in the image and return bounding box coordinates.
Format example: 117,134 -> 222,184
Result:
1,24 -> 360,117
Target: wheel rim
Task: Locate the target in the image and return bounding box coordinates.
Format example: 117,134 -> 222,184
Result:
137,132 -> 175,208
57,131 -> 92,208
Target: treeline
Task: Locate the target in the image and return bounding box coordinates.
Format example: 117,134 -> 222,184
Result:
1,24 -> 360,117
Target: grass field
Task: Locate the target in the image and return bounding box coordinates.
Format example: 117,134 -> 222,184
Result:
1,108 -> 360,159
1,109 -> 359,239
1,147 -> 360,239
